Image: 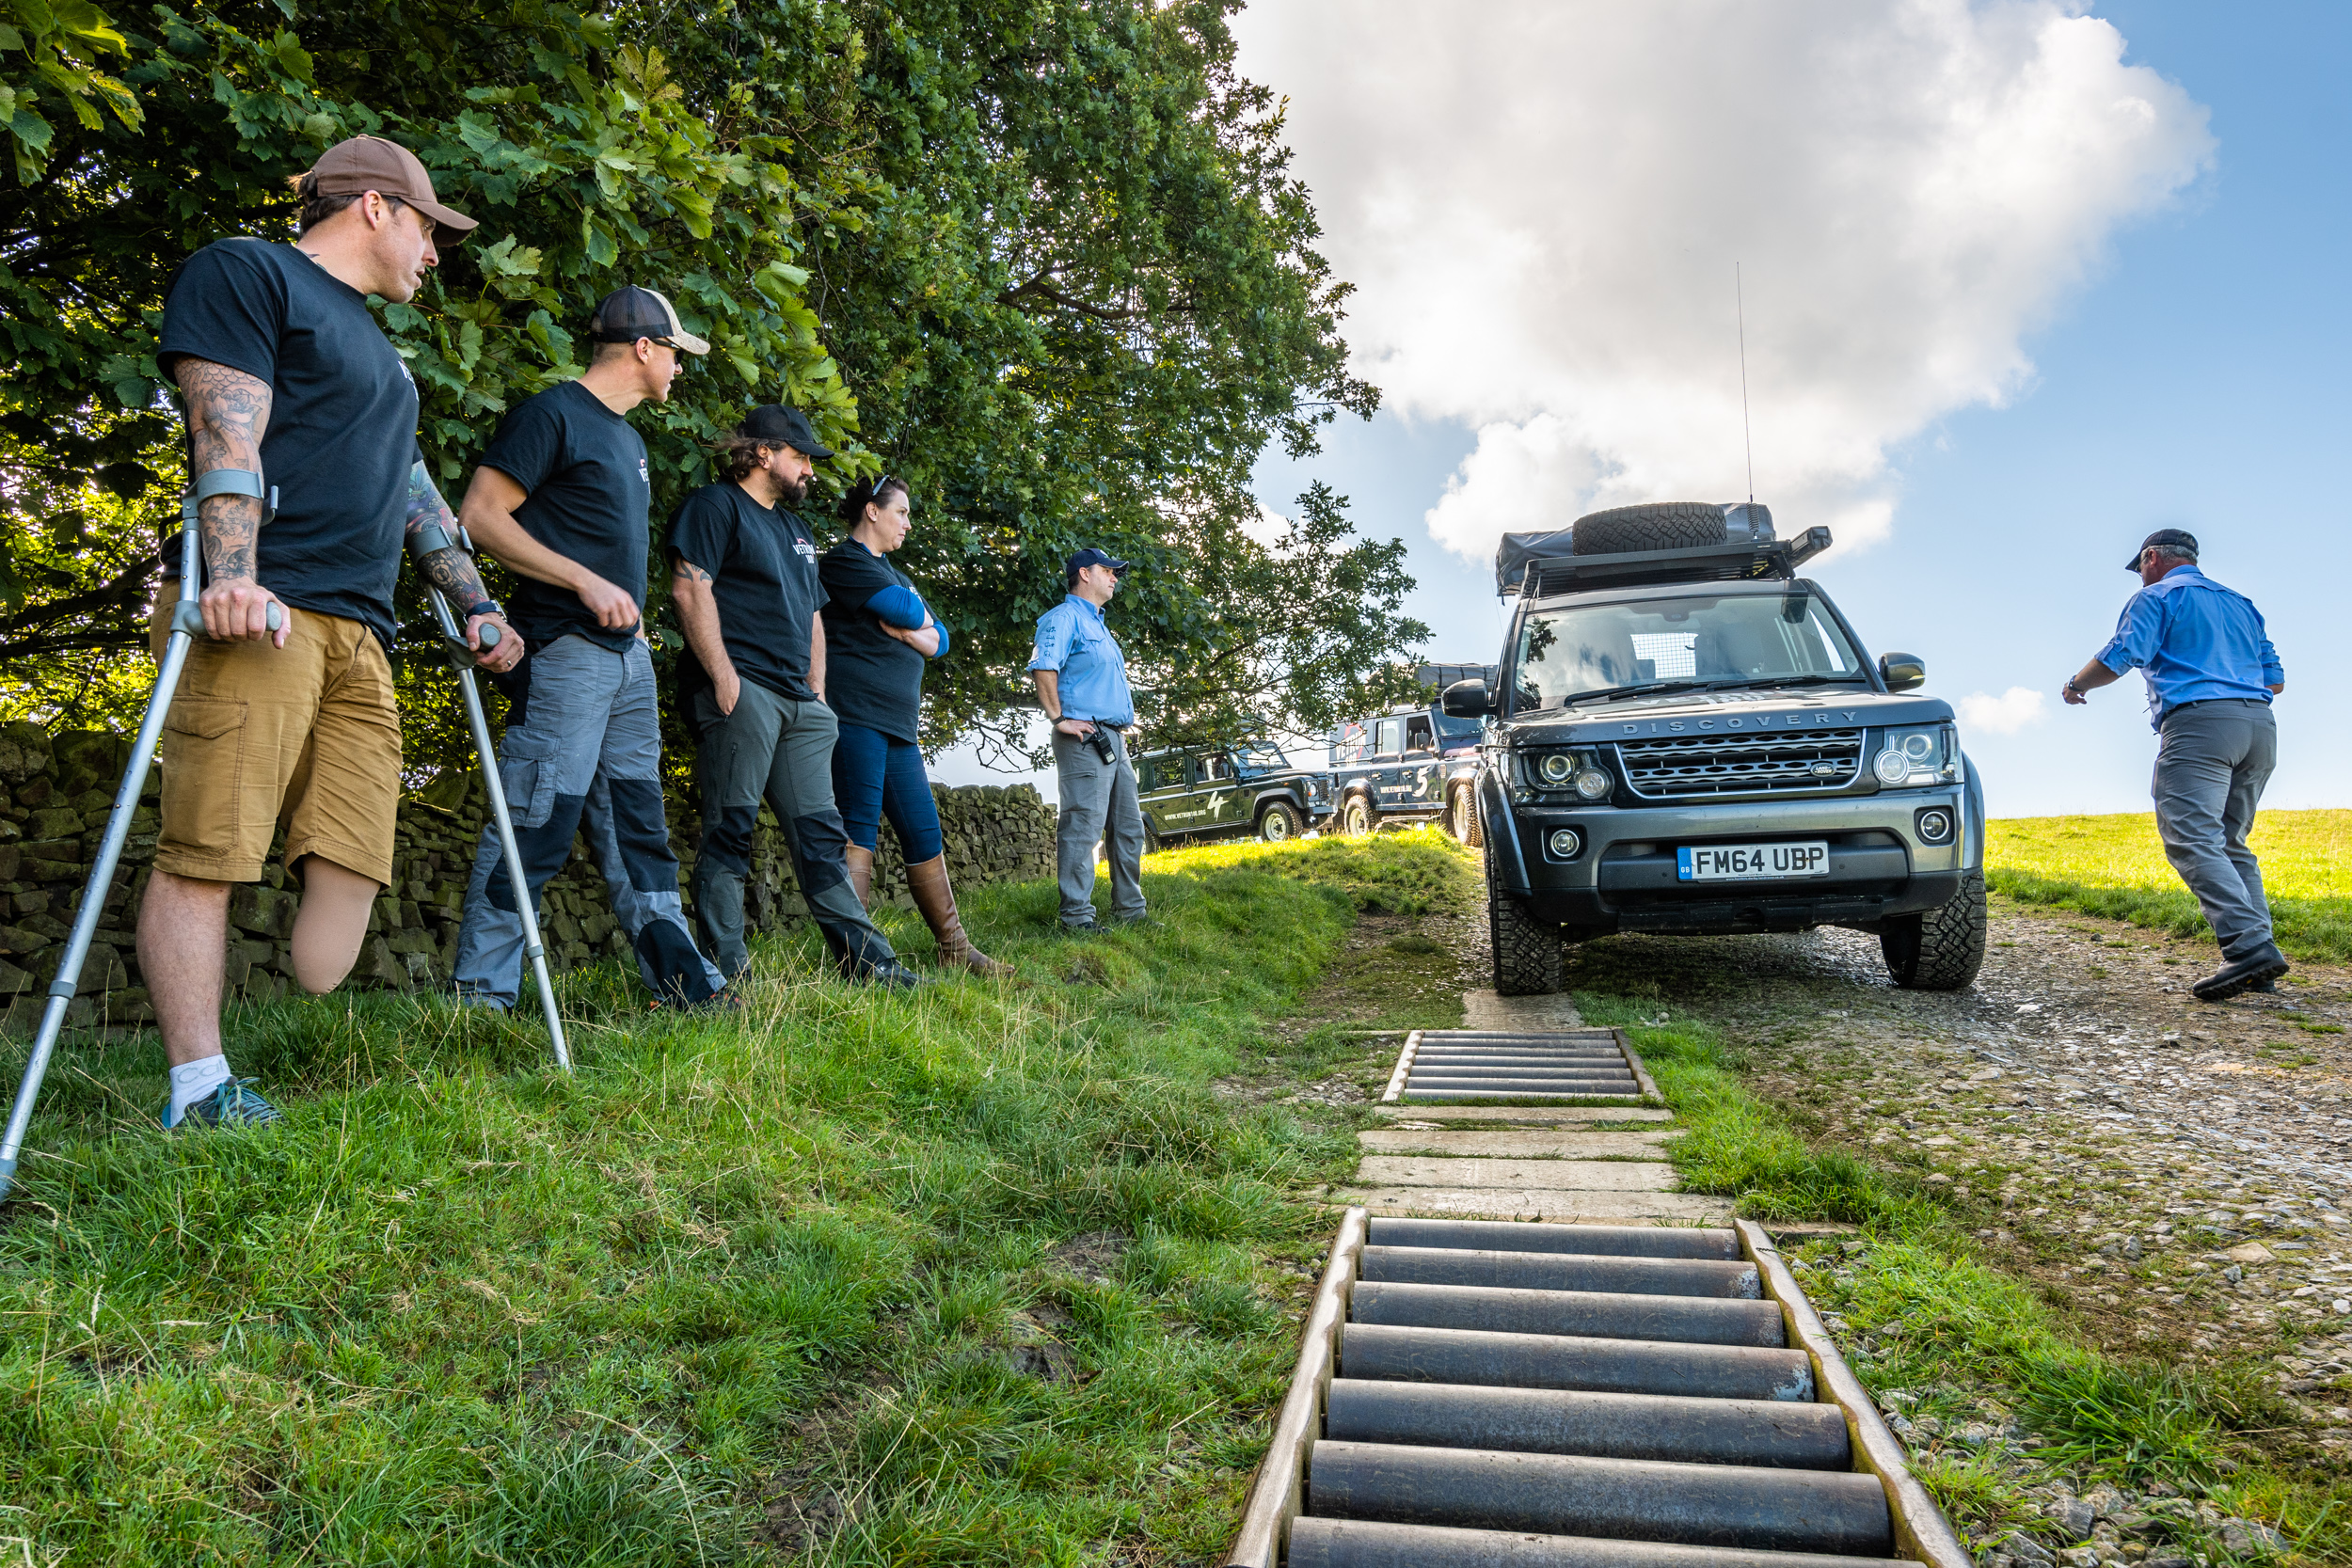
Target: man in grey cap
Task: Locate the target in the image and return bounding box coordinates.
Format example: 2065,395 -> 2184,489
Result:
2062,529 -> 2287,1001
1029,547 -> 1148,932
450,285 -> 732,1011
666,405 -> 925,988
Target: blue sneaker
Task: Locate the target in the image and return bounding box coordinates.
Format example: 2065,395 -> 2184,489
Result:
162,1078 -> 283,1130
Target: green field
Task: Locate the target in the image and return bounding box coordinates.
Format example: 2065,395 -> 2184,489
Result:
1986,809 -> 2352,963
0,832 -> 1472,1566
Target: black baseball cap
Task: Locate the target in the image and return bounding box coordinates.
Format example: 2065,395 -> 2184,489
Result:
1066,547 -> 1131,577
2125,529 -> 2199,570
737,404 -> 833,459
588,286 -> 709,355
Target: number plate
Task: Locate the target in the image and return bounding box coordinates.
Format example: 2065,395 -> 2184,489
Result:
1677,841 -> 1831,881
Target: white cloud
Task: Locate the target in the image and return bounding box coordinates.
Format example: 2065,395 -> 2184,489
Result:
1232,0 -> 2213,562
1957,686 -> 2051,735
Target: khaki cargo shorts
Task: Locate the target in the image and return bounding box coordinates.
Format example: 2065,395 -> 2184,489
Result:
147,598 -> 401,888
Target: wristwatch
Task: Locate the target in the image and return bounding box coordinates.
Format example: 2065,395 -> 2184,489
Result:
2062,678 -> 2082,698
466,599 -> 503,621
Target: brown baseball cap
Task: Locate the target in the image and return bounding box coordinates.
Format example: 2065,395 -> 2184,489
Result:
308,135 -> 477,239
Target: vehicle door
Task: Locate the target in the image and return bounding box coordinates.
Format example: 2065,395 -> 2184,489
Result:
1136,752 -> 1189,839
1399,714 -> 1440,812
1204,752 -> 1242,832
1371,717 -> 1408,816
1330,721 -> 1373,809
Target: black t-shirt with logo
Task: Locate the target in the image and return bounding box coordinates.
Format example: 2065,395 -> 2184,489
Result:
818,537 -> 927,742
664,483 -> 826,705
475,379 -> 651,651
158,239 -> 421,652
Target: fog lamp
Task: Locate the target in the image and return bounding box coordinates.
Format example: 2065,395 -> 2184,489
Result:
1548,828 -> 1582,859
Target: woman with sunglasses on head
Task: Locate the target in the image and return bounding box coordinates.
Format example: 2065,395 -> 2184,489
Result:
818,475 -> 1010,976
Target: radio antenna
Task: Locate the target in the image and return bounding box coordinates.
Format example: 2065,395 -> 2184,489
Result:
1736,261 -> 1755,504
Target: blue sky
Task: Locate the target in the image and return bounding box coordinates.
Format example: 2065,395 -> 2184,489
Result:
1243,1 -> 2350,819
943,3 -> 2348,818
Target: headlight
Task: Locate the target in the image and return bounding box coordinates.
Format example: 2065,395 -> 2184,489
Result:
1874,724 -> 1957,787
1575,767 -> 1613,800
1537,752 -> 1575,784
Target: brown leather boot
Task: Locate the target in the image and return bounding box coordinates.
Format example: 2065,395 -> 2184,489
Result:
844,845 -> 875,910
904,854 -> 1011,976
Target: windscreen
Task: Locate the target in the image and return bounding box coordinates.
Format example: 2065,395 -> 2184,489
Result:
1232,740 -> 1290,775
1512,592 -> 1866,710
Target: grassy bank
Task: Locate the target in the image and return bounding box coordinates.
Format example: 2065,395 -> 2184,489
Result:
1578,992 -> 2346,1561
1987,810 -> 2352,964
0,835 -> 1461,1565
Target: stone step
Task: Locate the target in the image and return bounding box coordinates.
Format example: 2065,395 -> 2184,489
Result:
1355,1129 -> 1677,1160
1332,1187 -> 1731,1224
1366,1105 -> 1676,1126
1354,1156 -> 1679,1193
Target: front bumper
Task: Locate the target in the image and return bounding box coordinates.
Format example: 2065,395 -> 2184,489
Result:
1484,778 -> 1970,935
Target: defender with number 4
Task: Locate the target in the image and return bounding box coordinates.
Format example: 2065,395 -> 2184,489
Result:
1453,501 -> 1987,996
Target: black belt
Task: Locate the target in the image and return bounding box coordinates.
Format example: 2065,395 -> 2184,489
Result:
2162,697 -> 2268,717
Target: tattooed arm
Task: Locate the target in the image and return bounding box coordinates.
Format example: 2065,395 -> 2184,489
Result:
459,465 -> 639,630
669,557 -> 739,715
406,462 -> 523,672
174,358 -> 287,644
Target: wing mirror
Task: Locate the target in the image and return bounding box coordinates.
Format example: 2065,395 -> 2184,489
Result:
1441,678 -> 1493,718
1878,652 -> 1926,692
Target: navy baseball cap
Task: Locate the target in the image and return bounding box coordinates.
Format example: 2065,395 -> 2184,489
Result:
1065,547 -> 1131,577
589,286 -> 709,355
2126,528 -> 2199,570
738,404 -> 834,459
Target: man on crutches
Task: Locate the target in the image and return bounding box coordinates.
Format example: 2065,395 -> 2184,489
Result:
136,136 -> 517,1129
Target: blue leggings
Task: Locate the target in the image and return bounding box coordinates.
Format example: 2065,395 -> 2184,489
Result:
832,721 -> 946,862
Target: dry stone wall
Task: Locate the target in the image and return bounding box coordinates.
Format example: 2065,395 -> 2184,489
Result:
0,721 -> 1056,1034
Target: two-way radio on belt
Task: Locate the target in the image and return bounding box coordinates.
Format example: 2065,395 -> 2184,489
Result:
0,479 -> 569,1202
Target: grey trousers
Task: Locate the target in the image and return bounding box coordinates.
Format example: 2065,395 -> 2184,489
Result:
455,637 -> 724,1008
1053,727 -> 1146,927
688,679 -> 898,978
2153,699 -> 2279,961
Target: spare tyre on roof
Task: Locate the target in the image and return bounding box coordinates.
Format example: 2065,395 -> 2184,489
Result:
1570,501 -> 1729,556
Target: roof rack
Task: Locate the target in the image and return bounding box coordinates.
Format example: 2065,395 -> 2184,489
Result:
1517,527 -> 1832,600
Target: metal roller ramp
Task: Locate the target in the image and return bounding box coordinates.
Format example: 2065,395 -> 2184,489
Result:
1382,1030 -> 1662,1105
1225,1212 -> 1966,1568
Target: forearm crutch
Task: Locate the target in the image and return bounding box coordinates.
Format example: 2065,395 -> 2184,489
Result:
421,541 -> 570,1072
0,476 -> 277,1198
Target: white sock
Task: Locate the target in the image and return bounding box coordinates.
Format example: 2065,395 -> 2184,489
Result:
167,1054 -> 234,1126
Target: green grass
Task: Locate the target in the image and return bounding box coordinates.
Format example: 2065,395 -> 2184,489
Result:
0,834 -> 1471,1565
1575,992 -> 2347,1560
1987,809 -> 2352,963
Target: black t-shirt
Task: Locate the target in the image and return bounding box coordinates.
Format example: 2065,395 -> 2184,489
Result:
665,483 -> 826,703
158,239 -> 421,651
818,538 -> 927,742
475,379 -> 650,651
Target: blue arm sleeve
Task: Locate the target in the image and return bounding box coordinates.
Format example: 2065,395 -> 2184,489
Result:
866,585 -> 928,629
930,621 -> 949,659
2096,591 -> 2163,675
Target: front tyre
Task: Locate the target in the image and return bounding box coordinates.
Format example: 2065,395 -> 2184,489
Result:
1486,824 -> 1562,995
1258,800 -> 1303,843
1446,785 -> 1484,847
1881,869 -> 1988,990
1342,796 -> 1374,837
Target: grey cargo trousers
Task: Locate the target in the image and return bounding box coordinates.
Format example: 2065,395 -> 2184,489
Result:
1052,727 -> 1146,928
688,678 -> 900,979
455,636 -> 725,1009
2153,699 -> 2279,962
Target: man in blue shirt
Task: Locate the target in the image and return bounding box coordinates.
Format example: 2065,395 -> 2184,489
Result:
1029,548 -> 1147,931
2063,529 -> 2286,1001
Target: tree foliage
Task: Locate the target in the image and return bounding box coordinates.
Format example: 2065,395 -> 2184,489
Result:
0,0 -> 1422,774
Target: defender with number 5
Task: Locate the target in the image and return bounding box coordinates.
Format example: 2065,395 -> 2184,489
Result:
1454,501 -> 1987,996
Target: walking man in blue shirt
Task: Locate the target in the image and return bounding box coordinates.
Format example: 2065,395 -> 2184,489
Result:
2062,529 -> 2286,1001
1030,549 -> 1148,932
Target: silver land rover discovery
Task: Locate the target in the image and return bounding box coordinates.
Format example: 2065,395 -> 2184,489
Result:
1447,501 -> 1987,996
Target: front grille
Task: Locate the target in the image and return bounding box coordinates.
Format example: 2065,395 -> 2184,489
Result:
1613,728 -> 1866,798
